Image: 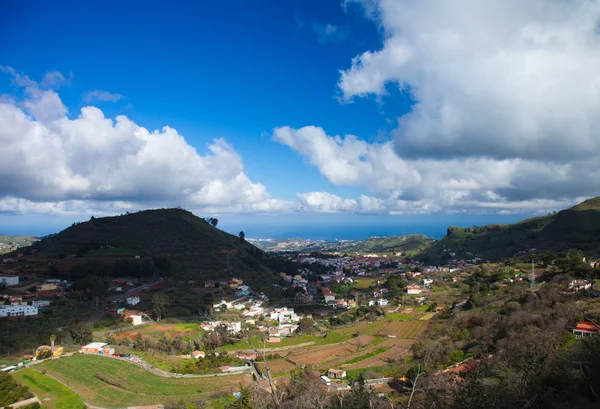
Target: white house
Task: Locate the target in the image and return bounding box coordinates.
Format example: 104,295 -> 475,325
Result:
423,279 -> 433,287
213,300 -> 234,310
322,288 -> 335,303
32,300 -> 51,308
130,315 -> 143,325
0,304 -> 38,317
278,324 -> 299,336
0,276 -> 19,286
227,322 -> 242,334
377,299 -> 388,307
407,285 -> 423,295
126,296 -> 140,306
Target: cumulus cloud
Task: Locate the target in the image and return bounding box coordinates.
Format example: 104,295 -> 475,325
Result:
273,126 -> 595,214
297,192 -> 357,213
82,90 -> 125,103
340,0 -> 600,162
0,68 -> 289,215
267,0 -> 600,215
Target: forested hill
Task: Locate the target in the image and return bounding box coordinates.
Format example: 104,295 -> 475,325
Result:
417,197 -> 600,264
23,208 -> 279,283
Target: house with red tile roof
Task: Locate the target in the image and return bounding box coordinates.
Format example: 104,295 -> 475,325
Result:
573,321 -> 600,337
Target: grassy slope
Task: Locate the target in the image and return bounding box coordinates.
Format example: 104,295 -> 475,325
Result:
25,208 -> 274,283
418,197 -> 600,263
0,235 -> 37,254
13,368 -> 85,409
340,234 -> 434,254
36,354 -> 248,408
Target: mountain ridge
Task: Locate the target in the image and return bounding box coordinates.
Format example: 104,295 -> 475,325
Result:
417,197 -> 600,264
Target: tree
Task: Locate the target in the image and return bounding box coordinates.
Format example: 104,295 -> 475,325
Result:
297,318 -> 317,334
36,346 -> 52,359
135,331 -> 145,351
328,373 -> 374,409
209,218 -> 219,227
239,231 -> 245,242
227,384 -> 254,409
49,333 -> 56,349
152,292 -> 170,322
69,322 -> 92,345
386,274 -> 406,299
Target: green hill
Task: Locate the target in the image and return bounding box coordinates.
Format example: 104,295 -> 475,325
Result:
340,234 -> 434,255
25,208 -> 276,284
0,234 -> 37,254
418,197 -> 600,264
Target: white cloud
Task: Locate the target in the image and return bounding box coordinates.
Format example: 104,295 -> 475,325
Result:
0,68 -> 289,215
267,0 -> 600,215
340,0 -> 600,162
273,126 -> 598,214
0,197 -> 136,217
40,71 -> 72,89
82,90 -> 125,103
297,192 -> 357,213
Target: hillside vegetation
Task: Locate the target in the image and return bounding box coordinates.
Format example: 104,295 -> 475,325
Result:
0,234 -> 37,254
24,208 -> 276,283
418,197 -> 600,263
340,234 -> 434,255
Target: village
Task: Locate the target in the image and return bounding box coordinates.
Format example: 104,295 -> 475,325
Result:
2,246 -> 600,409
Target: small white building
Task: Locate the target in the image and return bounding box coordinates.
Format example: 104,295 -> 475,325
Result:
322,288 -> 335,303
320,375 -> 332,386
32,300 -> 51,308
407,285 -> 423,295
126,296 -> 140,306
227,322 -> 242,334
0,304 -> 38,317
0,276 -> 19,286
130,315 -> 143,325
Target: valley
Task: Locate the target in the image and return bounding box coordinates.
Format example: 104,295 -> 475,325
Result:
1,200 -> 600,408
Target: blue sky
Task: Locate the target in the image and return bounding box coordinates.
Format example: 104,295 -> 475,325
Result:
0,0 -> 597,239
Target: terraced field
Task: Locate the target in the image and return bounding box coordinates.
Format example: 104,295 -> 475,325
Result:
36,354 -> 250,408
256,359 -> 296,375
284,342 -> 358,366
378,320 -> 427,338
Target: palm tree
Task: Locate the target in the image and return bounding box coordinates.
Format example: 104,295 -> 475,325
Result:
50,334 -> 56,349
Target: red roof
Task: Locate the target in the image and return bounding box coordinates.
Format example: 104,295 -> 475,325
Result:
574,322 -> 600,333
322,288 -> 334,296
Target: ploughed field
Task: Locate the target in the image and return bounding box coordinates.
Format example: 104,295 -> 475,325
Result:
281,316 -> 429,372
35,354 -> 250,408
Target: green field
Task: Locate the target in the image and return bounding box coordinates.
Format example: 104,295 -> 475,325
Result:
353,278 -> 377,289
36,354 -> 249,408
416,304 -> 429,312
336,321 -> 389,336
341,347 -> 391,365
13,368 -> 85,409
